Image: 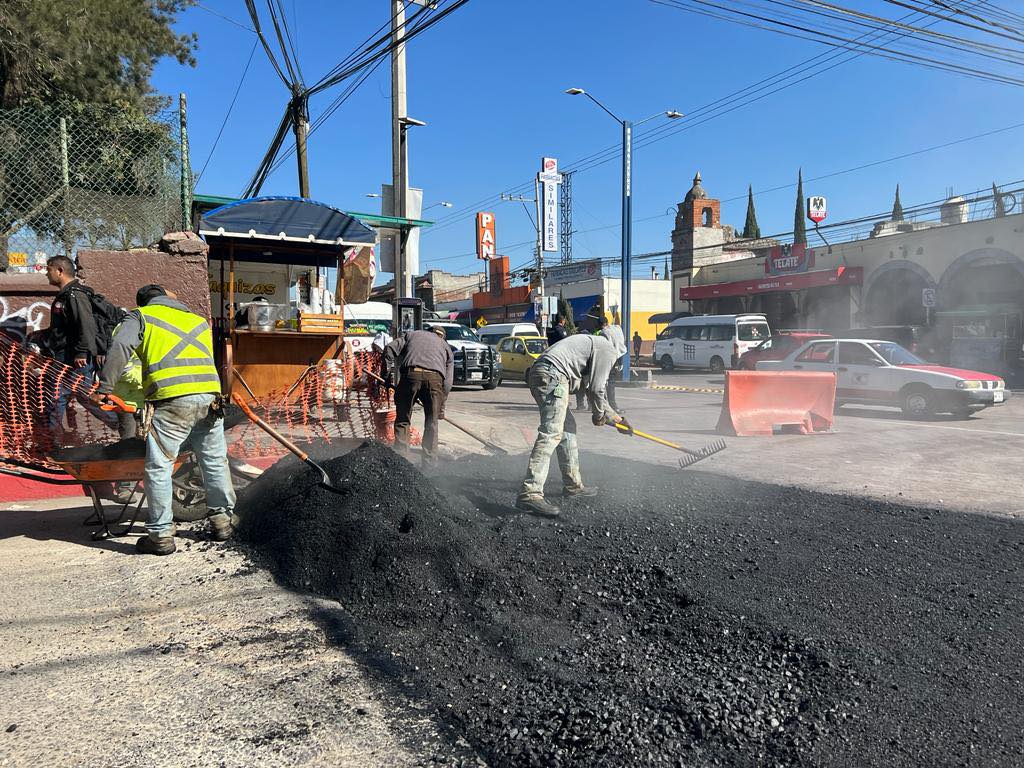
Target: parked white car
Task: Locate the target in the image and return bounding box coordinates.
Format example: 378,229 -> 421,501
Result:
654,313 -> 770,373
756,338 -> 1009,417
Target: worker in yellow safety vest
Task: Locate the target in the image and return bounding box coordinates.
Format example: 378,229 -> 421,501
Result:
93,284 -> 235,555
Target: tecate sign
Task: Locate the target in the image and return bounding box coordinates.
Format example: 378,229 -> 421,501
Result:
765,243 -> 814,275
807,195 -> 827,224
476,211 -> 496,260
541,157 -> 560,253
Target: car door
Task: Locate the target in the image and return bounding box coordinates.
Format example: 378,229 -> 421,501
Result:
673,326 -> 699,368
708,324 -> 732,368
790,340 -> 837,373
836,341 -> 888,402
660,326 -> 682,365
511,338 -> 530,377
497,338 -> 520,376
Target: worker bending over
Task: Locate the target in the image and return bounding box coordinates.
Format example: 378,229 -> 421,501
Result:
518,333 -> 629,518
385,326 -> 454,465
94,285 -> 235,555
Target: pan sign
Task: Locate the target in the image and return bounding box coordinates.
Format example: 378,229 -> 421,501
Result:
807,196 -> 827,224
476,212 -> 496,260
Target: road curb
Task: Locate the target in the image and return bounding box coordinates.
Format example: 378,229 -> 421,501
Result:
649,384 -> 725,394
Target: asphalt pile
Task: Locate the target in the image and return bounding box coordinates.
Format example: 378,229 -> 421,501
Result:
236,443 -> 869,767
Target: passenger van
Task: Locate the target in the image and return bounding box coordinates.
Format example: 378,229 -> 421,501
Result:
653,314 -> 771,372
477,322 -> 541,347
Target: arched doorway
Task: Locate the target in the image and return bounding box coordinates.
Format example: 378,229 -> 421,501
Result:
863,261 -> 935,327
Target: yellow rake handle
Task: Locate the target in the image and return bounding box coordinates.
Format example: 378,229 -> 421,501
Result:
611,422 -> 702,457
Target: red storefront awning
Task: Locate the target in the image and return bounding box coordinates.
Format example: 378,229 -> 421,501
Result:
679,266 -> 863,301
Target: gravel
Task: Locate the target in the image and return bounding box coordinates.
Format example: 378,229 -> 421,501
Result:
235,441 -> 1024,767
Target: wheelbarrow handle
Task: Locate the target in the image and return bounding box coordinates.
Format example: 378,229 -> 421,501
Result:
100,394 -> 137,414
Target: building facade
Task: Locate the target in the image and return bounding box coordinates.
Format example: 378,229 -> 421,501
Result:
669,174 -> 1024,377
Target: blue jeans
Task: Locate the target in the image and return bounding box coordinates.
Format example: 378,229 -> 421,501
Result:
145,393 -> 235,537
520,363 -> 583,499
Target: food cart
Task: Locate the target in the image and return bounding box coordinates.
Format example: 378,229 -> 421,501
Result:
198,196 -> 378,401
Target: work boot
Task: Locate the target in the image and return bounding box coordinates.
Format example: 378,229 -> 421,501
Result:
207,513 -> 233,542
515,494 -> 561,518
563,484 -> 599,498
136,534 -> 176,556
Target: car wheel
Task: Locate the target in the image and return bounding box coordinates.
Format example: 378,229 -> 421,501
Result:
709,356 -> 725,374
483,377 -> 499,390
659,355 -> 675,372
901,386 -> 935,418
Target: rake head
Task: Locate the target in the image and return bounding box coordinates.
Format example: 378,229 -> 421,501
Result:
677,439 -> 727,469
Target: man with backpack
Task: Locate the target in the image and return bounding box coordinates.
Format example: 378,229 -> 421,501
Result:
41,255 -> 123,433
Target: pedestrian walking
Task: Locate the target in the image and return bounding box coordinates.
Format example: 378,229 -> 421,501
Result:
632,331 -> 643,364
517,334 -> 630,518
385,327 -> 454,465
547,316 -> 569,347
93,284 -> 235,555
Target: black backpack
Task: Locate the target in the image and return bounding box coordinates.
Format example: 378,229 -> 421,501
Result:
69,284 -> 127,356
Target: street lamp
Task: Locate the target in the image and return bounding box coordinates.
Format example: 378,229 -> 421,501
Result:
423,201 -> 454,211
565,87 -> 683,382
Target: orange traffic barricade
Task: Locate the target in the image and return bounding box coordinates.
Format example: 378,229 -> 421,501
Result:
716,371 -> 836,436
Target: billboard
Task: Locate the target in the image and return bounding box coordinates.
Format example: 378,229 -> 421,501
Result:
807,195 -> 827,224
764,243 -> 814,275
476,212 -> 496,260
377,184 -> 422,275
540,157 -> 561,253
545,259 -> 602,287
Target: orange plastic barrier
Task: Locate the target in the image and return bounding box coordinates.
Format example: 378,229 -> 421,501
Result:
716,371 -> 836,436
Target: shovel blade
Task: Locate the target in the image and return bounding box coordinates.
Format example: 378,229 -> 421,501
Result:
677,439 -> 727,469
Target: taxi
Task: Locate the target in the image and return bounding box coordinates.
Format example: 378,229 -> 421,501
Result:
495,335 -> 548,381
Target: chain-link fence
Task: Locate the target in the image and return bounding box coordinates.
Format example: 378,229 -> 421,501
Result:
0,104 -> 187,273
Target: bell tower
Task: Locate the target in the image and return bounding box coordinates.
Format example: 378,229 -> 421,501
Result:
671,171 -> 724,272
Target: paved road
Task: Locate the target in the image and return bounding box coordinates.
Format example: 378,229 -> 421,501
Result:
444,371 -> 1024,517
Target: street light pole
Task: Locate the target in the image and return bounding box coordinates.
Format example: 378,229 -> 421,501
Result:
565,88 -> 682,382
621,118 -> 632,379
391,0 -> 409,299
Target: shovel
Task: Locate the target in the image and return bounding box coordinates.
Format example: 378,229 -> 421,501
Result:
442,416 -> 509,456
609,422 -> 726,469
231,393 -> 345,494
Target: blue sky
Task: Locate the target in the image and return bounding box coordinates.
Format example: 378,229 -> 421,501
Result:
152,1 -> 1024,280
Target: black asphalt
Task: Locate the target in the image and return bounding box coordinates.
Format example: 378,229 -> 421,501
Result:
235,442 -> 1024,767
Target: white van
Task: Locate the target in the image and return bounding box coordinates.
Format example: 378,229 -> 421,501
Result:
653,314 -> 770,373
477,322 -> 541,347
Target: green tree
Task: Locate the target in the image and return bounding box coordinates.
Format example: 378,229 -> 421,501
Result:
742,184 -> 760,239
793,169 -> 806,246
891,184 -> 904,221
557,288 -> 576,333
0,0 -> 196,268
663,256 -> 670,280
992,182 -> 1007,217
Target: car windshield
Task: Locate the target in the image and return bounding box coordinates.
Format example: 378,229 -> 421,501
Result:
738,322 -> 769,341
524,339 -> 547,354
437,325 -> 481,342
869,342 -> 925,365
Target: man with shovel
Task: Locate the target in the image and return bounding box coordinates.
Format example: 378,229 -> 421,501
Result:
385,326 -> 454,466
517,333 -> 630,518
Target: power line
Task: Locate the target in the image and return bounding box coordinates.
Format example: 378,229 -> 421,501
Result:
194,2 -> 256,32
196,39 -> 259,187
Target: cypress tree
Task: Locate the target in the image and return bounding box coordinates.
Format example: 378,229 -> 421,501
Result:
742,185 -> 761,239
664,256 -> 670,280
892,184 -> 904,220
793,169 -> 807,246
993,182 -> 1007,217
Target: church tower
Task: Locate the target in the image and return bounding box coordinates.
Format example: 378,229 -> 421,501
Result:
670,171 -> 723,273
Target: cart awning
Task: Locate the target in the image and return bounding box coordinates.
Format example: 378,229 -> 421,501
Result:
199,196 -> 377,252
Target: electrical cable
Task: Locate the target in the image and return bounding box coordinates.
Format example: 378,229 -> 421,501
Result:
196,39 -> 259,187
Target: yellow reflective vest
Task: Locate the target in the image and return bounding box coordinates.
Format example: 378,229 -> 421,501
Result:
138,305 -> 220,401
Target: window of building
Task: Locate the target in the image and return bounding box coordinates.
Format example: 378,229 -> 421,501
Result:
702,207 -> 714,227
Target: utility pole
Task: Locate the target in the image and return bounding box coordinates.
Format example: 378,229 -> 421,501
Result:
391,0 -> 410,299
292,92 -> 310,198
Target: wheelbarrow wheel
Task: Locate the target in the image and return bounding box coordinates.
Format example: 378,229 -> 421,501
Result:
172,462 -> 207,522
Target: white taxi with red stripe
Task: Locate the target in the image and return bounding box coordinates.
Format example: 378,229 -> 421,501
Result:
757,338 -> 1009,418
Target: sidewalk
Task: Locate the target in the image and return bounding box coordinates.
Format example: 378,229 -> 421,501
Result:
0,499 -> 447,767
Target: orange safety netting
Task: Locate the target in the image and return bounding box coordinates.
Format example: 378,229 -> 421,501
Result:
0,331 -> 410,471
228,348 -> 416,460
0,332 -> 114,470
